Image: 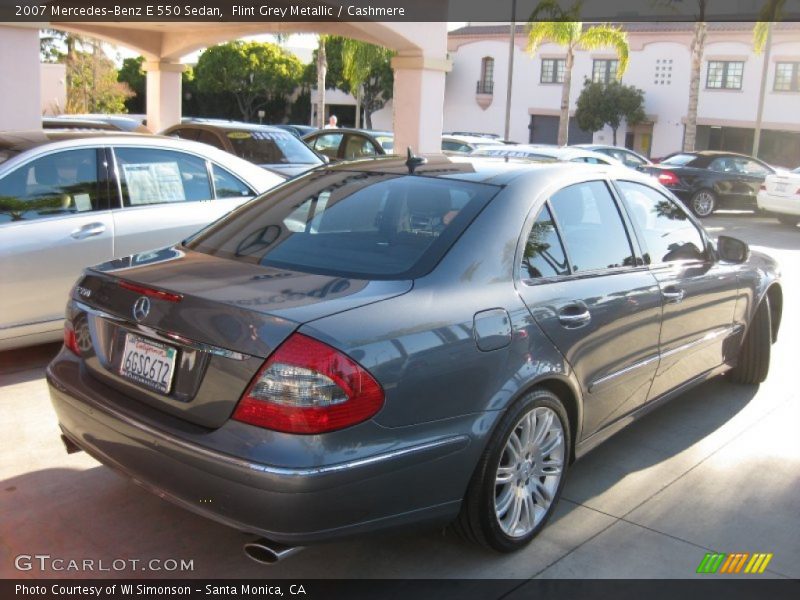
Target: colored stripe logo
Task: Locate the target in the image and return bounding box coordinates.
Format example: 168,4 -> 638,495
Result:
697,552 -> 773,574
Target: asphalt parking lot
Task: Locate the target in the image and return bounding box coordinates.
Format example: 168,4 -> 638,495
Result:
1,214 -> 798,580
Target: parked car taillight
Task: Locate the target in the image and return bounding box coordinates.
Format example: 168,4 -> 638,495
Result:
232,333 -> 384,434
657,170 -> 680,186
63,322 -> 80,356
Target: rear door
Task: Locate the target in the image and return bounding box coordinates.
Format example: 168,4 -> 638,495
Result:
516,180 -> 663,437
110,146 -> 241,257
0,147 -> 113,334
614,180 -> 739,400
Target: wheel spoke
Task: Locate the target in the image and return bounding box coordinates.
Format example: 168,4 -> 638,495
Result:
506,493 -> 523,534
539,431 -> 563,457
539,457 -> 563,477
522,492 -> 536,530
496,465 -> 515,485
495,486 -> 514,517
532,409 -> 553,448
507,431 -> 524,461
533,480 -> 552,508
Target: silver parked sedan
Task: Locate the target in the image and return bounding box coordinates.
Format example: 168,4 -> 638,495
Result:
0,131 -> 285,350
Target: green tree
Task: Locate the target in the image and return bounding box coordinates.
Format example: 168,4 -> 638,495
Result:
341,39 -> 394,128
575,79 -> 645,146
66,40 -> 133,114
194,40 -> 303,122
117,56 -> 145,113
526,2 -> 629,145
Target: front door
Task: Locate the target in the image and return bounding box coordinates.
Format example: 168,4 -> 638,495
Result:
517,180 -> 663,438
614,180 -> 739,400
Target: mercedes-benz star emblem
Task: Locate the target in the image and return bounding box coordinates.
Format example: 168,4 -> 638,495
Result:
132,296 -> 151,322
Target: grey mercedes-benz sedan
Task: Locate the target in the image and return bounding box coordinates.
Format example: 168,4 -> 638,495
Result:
47,155 -> 781,562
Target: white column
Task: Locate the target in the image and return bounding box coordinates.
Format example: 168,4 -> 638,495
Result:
0,25 -> 42,131
391,54 -> 451,154
143,60 -> 184,133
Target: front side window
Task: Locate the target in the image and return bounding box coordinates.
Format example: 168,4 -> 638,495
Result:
0,149 -> 99,224
343,135 -> 378,160
521,204 -> 569,280
186,172 -> 497,279
774,62 -> 800,92
311,133 -> 343,160
115,147 -> 212,207
548,181 -> 634,273
617,180 -> 705,264
706,61 -> 744,90
592,59 -> 619,84
541,58 -> 566,84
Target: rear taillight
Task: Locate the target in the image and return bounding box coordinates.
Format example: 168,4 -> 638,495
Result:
232,333 -> 384,434
63,322 -> 80,355
657,170 -> 680,186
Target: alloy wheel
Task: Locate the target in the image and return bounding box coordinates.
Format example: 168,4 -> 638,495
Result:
692,191 -> 715,217
494,406 -> 565,538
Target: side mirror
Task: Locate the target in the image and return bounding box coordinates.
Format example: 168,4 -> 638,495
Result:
320,154 -> 330,164
717,235 -> 749,264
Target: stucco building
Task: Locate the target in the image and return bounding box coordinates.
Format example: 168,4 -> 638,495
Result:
444,23 -> 800,166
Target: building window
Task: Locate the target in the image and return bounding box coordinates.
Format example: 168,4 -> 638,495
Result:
592,59 -> 618,84
477,57 -> 494,94
774,62 -> 800,92
541,58 -> 566,84
706,61 -> 744,89
654,58 -> 673,86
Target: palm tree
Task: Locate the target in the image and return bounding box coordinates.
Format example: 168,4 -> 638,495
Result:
341,39 -> 393,128
525,22 -> 629,145
315,34 -> 327,129
684,20 -> 707,152
752,0 -> 787,158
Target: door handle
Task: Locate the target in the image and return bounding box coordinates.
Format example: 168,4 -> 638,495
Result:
661,286 -> 685,304
557,303 -> 591,327
71,222 -> 106,240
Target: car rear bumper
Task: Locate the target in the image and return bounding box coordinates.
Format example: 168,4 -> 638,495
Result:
757,190 -> 800,216
47,350 -> 477,544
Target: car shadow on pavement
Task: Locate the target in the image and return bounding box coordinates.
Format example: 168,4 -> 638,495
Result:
0,342 -> 61,386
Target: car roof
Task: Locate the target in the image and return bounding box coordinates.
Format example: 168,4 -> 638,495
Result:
304,128 -> 393,138
0,130 -> 155,153
474,144 -> 621,163
318,153 -> 630,186
443,134 -> 500,144
170,119 -> 287,133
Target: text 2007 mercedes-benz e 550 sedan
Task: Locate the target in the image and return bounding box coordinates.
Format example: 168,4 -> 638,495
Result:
47,155 -> 781,561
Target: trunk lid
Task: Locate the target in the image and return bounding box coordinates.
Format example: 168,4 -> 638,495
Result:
764,173 -> 800,198
71,246 -> 411,428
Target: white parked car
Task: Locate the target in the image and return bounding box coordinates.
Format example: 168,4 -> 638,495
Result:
0,131 -> 285,350
757,167 -> 800,226
471,144 -> 624,165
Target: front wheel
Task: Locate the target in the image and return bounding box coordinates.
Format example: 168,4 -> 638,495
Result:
454,389 -> 570,552
690,189 -> 717,218
729,297 -> 772,385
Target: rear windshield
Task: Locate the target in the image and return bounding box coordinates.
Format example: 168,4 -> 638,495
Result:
186,170 -> 497,279
227,130 -> 321,165
661,154 -> 698,166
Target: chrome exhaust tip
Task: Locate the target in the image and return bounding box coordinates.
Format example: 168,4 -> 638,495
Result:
243,539 -> 304,564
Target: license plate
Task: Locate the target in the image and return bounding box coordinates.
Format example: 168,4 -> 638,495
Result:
119,334 -> 177,394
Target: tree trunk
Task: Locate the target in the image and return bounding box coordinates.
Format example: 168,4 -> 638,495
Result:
752,22 -> 772,159
558,48 -> 574,146
612,127 -> 617,146
354,86 -> 362,128
684,22 -> 707,152
316,37 -> 327,129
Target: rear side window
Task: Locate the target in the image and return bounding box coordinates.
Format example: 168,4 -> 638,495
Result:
521,204 -> 569,279
616,181 -> 706,264
0,149 -> 100,224
549,181 -> 634,272
186,171 -> 497,279
115,147 -> 212,206
212,164 -> 254,198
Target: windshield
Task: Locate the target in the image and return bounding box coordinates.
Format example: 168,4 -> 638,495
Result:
227,130 -> 321,165
186,171 -> 498,279
661,154 -> 698,166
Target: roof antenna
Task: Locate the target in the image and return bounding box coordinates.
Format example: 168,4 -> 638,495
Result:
406,147 -> 427,175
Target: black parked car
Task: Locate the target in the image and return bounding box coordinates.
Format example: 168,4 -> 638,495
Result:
303,128 -> 394,162
645,151 -> 774,217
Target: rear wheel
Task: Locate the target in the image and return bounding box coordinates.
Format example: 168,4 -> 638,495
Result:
454,389 -> 570,552
777,214 -> 799,227
690,190 -> 716,218
729,297 -> 772,385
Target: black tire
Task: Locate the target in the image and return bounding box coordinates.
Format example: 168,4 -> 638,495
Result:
689,189 -> 717,218
453,388 -> 571,552
729,297 -> 772,385
777,214 -> 799,227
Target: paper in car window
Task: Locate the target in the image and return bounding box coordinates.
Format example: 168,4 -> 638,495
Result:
73,193 -> 92,212
123,162 -> 185,205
